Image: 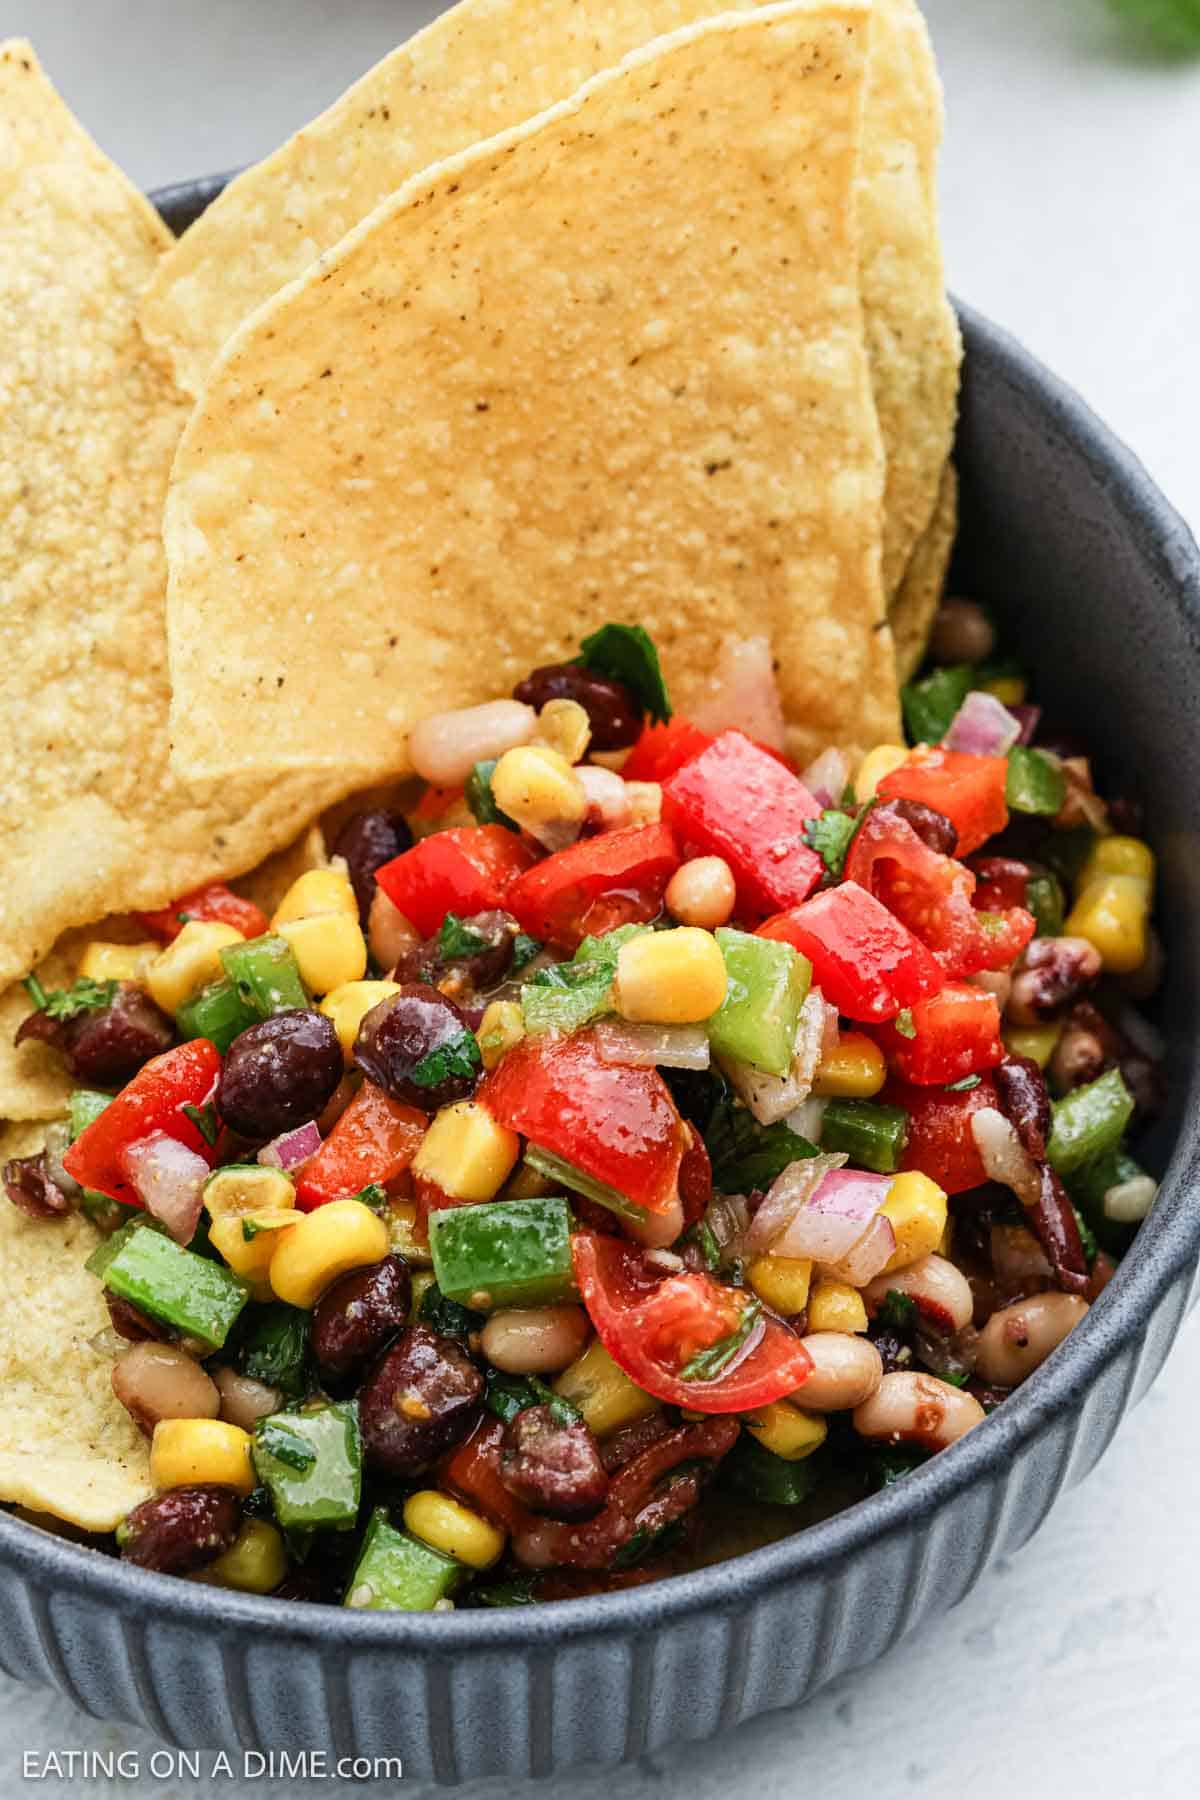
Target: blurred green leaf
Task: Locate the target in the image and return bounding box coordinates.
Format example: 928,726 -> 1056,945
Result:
1108,0 -> 1200,52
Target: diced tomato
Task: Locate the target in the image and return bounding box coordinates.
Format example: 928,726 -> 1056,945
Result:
662,730 -> 823,917
872,982 -> 1004,1086
294,1082 -> 427,1211
375,826 -> 536,938
572,1234 -> 813,1412
137,882 -> 270,944
876,747 -> 1009,859
441,1417 -> 536,1534
505,823 -> 678,951
481,1030 -> 685,1215
887,1074 -> 999,1195
412,784 -> 466,823
758,881 -> 941,1023
62,1040 -> 222,1203
621,718 -> 715,783
969,856 -> 1030,913
845,805 -> 1035,979
677,1126 -> 713,1227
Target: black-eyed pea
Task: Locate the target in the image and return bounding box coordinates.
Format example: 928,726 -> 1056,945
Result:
480,1305 -> 591,1375
863,1254 -> 974,1334
975,1292 -> 1089,1388
853,1371 -> 985,1450
796,1332 -> 883,1412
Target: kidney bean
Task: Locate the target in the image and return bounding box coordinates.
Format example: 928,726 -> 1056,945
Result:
929,598 -> 996,666
853,1371 -> 986,1450
3,1152 -> 69,1220
873,797 -> 958,856
599,1410 -> 671,1474
1008,938 -> 1101,1026
106,1293 -> 167,1343
797,1333 -> 883,1411
118,1486 -> 242,1573
332,810 -> 413,925
311,1255 -> 413,1384
975,1292 -> 1089,1387
499,1404 -> 610,1521
213,1367 -> 282,1431
513,663 -> 642,752
359,1325 -> 483,1477
992,1057 -> 1089,1296
1030,1164 -> 1090,1296
111,1343 -> 220,1437
16,983 -> 173,1086
993,1054 -> 1051,1160
353,985 -> 478,1111
218,1010 -> 343,1140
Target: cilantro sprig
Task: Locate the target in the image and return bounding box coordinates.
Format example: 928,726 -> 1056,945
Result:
679,1299 -> 762,1382
409,1028 -> 481,1090
438,913 -> 491,961
578,623 -> 672,724
803,809 -> 859,879
23,974 -> 118,1022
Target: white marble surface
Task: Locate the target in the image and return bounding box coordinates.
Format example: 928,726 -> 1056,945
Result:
0,1 -> 1197,1793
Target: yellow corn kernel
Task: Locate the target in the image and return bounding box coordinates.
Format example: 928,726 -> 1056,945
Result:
1080,835 -> 1155,888
1003,1022 -> 1062,1069
555,1338 -> 658,1438
205,1518 -> 288,1594
978,676 -> 1027,707
209,1208 -> 298,1282
745,1401 -> 828,1462
747,1254 -> 813,1316
624,780 -> 663,827
271,866 -> 357,927
492,745 -> 587,834
150,1419 -> 255,1495
808,1278 -> 869,1334
813,1032 -> 887,1098
535,698 -> 591,764
409,1267 -> 437,1321
387,1200 -> 431,1265
76,939 -> 160,984
615,927 -> 727,1025
145,920 -> 244,1016
412,1100 -> 519,1202
204,1164 -> 295,1221
320,979 -> 401,1061
1065,874 -> 1149,975
476,999 -> 525,1072
269,1197 -> 390,1309
403,1491 -> 505,1570
880,1170 -> 948,1273
855,743 -> 909,800
276,913 -> 367,996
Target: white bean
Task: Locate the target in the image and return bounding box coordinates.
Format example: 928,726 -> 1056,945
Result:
795,1332 -> 883,1412
665,858 -> 737,930
213,1366 -> 283,1431
623,1193 -> 685,1250
112,1344 -> 219,1436
576,764 -> 631,832
408,700 -> 536,787
853,1371 -> 985,1449
367,887 -> 420,970
480,1305 -> 591,1375
863,1253 -> 974,1333
975,1293 -> 1089,1387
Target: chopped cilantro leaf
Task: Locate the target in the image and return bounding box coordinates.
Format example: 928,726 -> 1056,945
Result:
419,1281 -> 483,1343
28,976 -> 118,1022
893,1008 -> 917,1041
256,1419 -> 317,1473
350,1182 -> 389,1214
943,1074 -> 981,1093
877,1288 -> 917,1331
438,913 -> 490,961
704,1095 -> 817,1194
511,933 -> 543,974
409,1028 -> 481,1089
679,1299 -> 761,1382
577,623 -> 672,724
803,809 -> 859,879
683,1219 -> 721,1272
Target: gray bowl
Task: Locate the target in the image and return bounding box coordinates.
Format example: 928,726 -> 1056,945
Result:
0,176 -> 1197,1782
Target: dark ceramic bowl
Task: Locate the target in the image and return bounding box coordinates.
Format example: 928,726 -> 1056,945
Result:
0,177 -> 1197,1783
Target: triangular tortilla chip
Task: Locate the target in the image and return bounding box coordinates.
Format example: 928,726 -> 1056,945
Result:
891,460 -> 957,681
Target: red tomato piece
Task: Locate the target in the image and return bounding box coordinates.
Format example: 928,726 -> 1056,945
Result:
876,747 -> 1010,858
375,826 -> 535,938
412,784 -> 466,823
662,730 -> 823,917
888,1074 -> 999,1195
295,1082 -> 427,1211
441,1417 -> 537,1534
481,1030 -> 685,1215
573,1234 -> 812,1412
677,1126 -> 713,1228
621,718 -> 715,783
504,823 -> 678,951
872,983 -> 1004,1086
969,856 -> 1030,913
758,881 -> 941,1023
62,1039 -> 222,1203
137,882 -> 270,944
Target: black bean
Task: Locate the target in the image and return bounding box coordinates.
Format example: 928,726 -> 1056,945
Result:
389,941 -> 441,986
16,983 -> 173,1087
438,910 -> 519,996
2,1153 -> 69,1220
358,1325 -> 483,1477
874,797 -> 958,857
117,1486 -> 241,1573
106,1293 -> 167,1343
1007,937 -> 1101,1025
311,1255 -> 413,1384
500,1405 -> 610,1520
217,1010 -> 343,1139
353,984 -> 478,1110
332,811 -> 413,926
513,663 -> 642,751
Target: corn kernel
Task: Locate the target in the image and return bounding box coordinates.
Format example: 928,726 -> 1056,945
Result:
204,1164 -> 295,1221
880,1170 -> 948,1273
555,1338 -> 658,1437
320,979 -> 401,1062
624,780 -> 663,826
476,999 -> 525,1071
745,1401 -> 828,1461
1066,873 -> 1149,974
1003,1023 -> 1061,1069
403,1490 -> 505,1570
747,1254 -> 812,1315
276,913 -> 367,996
615,927 -> 727,1025
205,1518 -> 288,1594
271,866 -> 357,927
269,1197 -> 390,1309
492,745 -> 586,834
1080,835 -> 1155,887
209,1208 -> 298,1282
146,920 -> 244,1016
979,676 -> 1026,707
388,1199 -> 431,1266
412,1100 -> 519,1202
855,744 -> 909,801
535,698 -> 592,764
76,939 -> 160,984
807,1278 -> 869,1334
150,1418 -> 255,1494
813,1032 -> 887,1098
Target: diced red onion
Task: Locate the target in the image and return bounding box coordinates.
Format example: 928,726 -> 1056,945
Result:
577,765 -> 631,833
771,1166 -> 894,1264
944,690 -> 1022,758
122,1131 -> 208,1244
800,748 -> 849,811
747,1153 -> 847,1255
971,1107 -> 1041,1209
785,1095 -> 828,1144
818,1212 -> 897,1287
593,1020 -> 711,1070
691,635 -> 787,750
259,1121 -> 322,1172
1010,704 -> 1041,746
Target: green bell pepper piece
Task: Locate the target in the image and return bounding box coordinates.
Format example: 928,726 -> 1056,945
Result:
93,1224 -> 249,1349
1046,1068 -> 1135,1176
175,976 -> 260,1051
820,1099 -> 909,1174
344,1508 -> 463,1611
68,1089 -> 112,1139
901,664 -> 972,746
707,928 -> 810,1077
1026,871 -> 1065,938
1006,745 -> 1066,817
253,1402 -> 361,1530
428,1196 -> 576,1311
521,925 -> 648,1036
219,935 -> 308,1017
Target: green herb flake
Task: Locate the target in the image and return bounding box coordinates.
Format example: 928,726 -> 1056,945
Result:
878,1288 -> 917,1331
679,1298 -> 761,1383
438,912 -> 491,962
683,1219 -> 721,1272
350,1182 -> 389,1214
577,623 -> 672,724
943,1074 -> 981,1093
30,976 -> 118,1022
900,664 -> 972,746
704,1096 -> 817,1195
511,933 -> 543,974
256,1419 -> 318,1473
409,1028 -> 481,1090
465,759 -> 518,831
802,809 -> 859,879
418,1281 -> 484,1344
893,1008 -> 917,1041
182,1101 -> 219,1146
474,1577 -> 540,1607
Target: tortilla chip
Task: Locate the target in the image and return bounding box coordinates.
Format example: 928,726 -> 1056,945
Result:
165,5 -> 899,783
890,460 -> 957,682
0,43 -> 348,990
0,1123 -> 152,1531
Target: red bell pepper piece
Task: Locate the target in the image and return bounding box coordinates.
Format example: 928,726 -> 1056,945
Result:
969,856 -> 1030,913
481,1030 -> 685,1215
758,881 -> 941,1023
887,1073 -> 999,1195
662,730 -> 823,916
441,1417 -> 536,1534
295,1082 -> 427,1211
375,826 -> 535,938
573,1233 -> 813,1412
137,882 -> 270,944
621,718 -> 716,783
505,823 -> 678,950
876,747 -> 1009,858
412,784 -> 466,823
872,982 -> 1004,1086
62,1039 -> 222,1203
